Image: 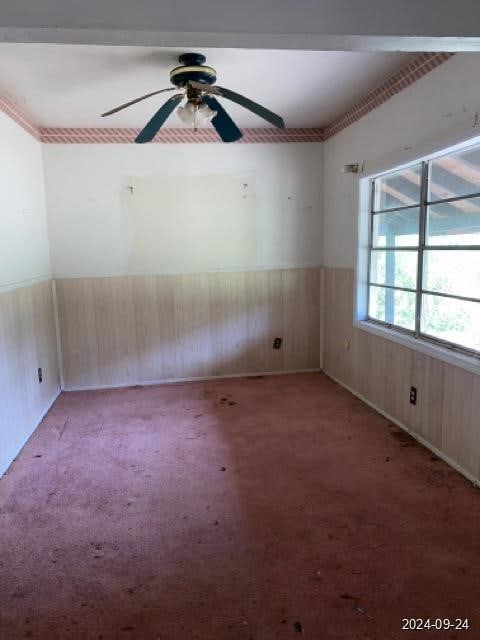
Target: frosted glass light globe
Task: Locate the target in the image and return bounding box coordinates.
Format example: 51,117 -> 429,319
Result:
197,102 -> 217,123
177,101 -> 217,126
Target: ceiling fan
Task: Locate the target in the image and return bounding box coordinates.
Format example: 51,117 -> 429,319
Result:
101,52 -> 285,143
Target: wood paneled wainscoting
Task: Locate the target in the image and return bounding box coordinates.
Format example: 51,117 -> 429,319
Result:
0,279 -> 60,475
56,268 -> 321,390
323,267 -> 480,485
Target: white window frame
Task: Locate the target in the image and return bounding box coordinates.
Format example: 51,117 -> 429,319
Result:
355,131 -> 480,376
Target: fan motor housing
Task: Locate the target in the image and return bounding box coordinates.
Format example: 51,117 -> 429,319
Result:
170,52 -> 217,88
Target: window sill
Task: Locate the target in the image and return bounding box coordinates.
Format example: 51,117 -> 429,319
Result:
354,320 -> 480,376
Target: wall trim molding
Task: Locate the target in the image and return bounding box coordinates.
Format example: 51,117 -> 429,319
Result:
39,127 -> 324,144
1,52 -> 454,145
322,52 -> 454,139
62,368 -> 321,392
0,91 -> 40,140
323,369 -> 480,488
0,274 -> 53,295
52,264 -> 322,280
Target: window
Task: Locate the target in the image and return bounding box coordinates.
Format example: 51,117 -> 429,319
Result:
366,143 -> 480,356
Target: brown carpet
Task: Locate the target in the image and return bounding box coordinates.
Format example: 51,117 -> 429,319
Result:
0,372 -> 479,640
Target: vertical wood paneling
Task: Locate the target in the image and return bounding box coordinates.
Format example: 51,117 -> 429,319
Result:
172,273 -> 213,379
57,268 -> 321,389
361,331 -> 387,409
208,272 -> 249,376
133,275 -> 176,381
0,280 -> 59,475
0,290 -> 26,461
92,277 -> 139,386
472,375 -> 480,481
323,266 -> 480,484
382,340 -> 413,429
409,352 -> 444,448
244,269 -> 284,373
31,281 -> 59,409
442,366 -> 477,478
323,268 -> 355,389
56,278 -> 99,387
15,286 -> 37,420
282,268 -> 320,370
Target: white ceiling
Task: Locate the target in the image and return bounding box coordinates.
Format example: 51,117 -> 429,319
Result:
0,44 -> 414,129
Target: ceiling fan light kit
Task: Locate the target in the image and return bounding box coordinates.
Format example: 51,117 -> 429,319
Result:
101,52 -> 285,144
177,101 -> 217,127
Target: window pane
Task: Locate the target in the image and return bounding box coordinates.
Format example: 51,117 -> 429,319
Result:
429,146 -> 480,201
373,164 -> 422,211
421,294 -> 480,351
426,197 -> 480,245
370,250 -> 417,289
372,209 -> 420,247
369,285 -> 416,330
423,250 -> 480,300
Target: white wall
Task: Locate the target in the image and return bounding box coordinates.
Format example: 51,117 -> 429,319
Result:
0,112 -> 51,291
321,52 -> 480,483
0,112 -> 59,476
43,143 -> 323,277
323,53 -> 480,268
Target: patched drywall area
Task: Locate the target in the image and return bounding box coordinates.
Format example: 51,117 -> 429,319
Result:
41,141 -> 323,389
43,143 -> 323,277
123,173 -> 257,273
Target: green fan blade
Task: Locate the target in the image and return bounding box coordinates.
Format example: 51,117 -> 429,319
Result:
135,94 -> 183,144
188,81 -> 285,129
203,96 -> 242,142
